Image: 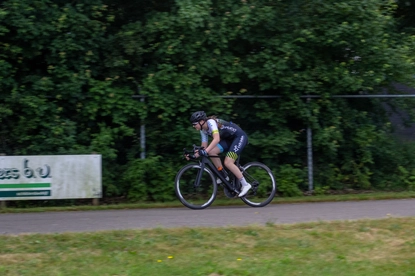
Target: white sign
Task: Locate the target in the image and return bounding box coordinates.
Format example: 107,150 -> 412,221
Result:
0,155 -> 102,200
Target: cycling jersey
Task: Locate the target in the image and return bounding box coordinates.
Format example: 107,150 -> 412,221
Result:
200,119 -> 242,141
200,118 -> 248,159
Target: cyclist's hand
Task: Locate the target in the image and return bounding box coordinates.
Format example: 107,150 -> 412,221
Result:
184,153 -> 197,160
199,149 -> 208,157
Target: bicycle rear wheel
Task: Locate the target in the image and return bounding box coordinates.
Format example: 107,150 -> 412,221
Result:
239,162 -> 276,207
175,163 -> 217,210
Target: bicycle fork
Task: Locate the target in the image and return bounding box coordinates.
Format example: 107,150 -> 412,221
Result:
193,162 -> 205,188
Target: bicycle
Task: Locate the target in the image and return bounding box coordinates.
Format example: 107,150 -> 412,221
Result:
174,145 -> 277,210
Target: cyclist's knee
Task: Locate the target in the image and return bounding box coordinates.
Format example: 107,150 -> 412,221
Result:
226,151 -> 238,160
224,155 -> 237,167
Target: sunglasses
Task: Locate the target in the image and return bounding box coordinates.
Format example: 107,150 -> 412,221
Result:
192,122 -> 198,126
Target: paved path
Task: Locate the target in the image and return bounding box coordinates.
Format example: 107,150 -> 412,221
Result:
1,199 -> 415,235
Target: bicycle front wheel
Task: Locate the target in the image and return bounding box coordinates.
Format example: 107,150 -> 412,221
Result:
240,162 -> 276,207
174,163 -> 217,210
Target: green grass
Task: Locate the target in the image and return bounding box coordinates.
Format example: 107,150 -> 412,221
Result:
2,192 -> 415,275
2,191 -> 415,213
1,217 -> 415,275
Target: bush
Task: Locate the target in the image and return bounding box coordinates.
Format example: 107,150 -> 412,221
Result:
122,156 -> 178,202
276,164 -> 305,197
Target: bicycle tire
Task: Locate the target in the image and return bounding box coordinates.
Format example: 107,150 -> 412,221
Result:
239,162 -> 277,207
174,163 -> 217,210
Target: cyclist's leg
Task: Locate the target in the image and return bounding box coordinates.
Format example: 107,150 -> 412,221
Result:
224,156 -> 242,179
210,140 -> 231,168
208,146 -> 222,168
223,135 -> 248,179
212,141 -> 233,185
223,135 -> 250,196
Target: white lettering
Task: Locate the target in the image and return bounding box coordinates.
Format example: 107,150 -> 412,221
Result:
233,136 -> 245,152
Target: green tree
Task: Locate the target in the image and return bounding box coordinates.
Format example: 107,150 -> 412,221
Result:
395,0 -> 415,33
1,0 -> 415,202
0,0 -> 142,195
131,0 -> 415,189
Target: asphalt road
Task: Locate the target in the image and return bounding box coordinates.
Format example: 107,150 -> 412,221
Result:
1,199 -> 415,235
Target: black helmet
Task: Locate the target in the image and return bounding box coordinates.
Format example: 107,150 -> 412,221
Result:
190,111 -> 206,123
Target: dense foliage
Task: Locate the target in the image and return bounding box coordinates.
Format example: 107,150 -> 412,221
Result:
1,0 -> 415,202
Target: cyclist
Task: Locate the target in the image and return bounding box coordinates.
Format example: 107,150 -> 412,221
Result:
189,111 -> 251,197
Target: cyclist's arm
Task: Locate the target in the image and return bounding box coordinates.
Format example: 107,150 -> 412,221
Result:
195,131 -> 209,157
204,119 -> 220,154
206,132 -> 220,154
200,131 -> 209,148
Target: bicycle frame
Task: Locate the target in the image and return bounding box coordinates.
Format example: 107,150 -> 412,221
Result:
192,154 -> 241,195
177,146 -> 277,209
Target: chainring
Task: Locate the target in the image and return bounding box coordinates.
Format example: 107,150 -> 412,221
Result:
223,180 -> 240,198
223,187 -> 238,198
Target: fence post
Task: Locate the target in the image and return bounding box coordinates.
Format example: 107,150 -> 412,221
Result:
306,98 -> 314,192
140,97 -> 146,159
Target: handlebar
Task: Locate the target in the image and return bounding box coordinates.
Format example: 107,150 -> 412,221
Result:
183,145 -> 205,160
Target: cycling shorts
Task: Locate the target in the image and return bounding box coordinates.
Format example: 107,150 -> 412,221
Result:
217,134 -> 248,160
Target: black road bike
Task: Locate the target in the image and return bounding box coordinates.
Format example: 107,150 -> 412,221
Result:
174,145 -> 277,210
